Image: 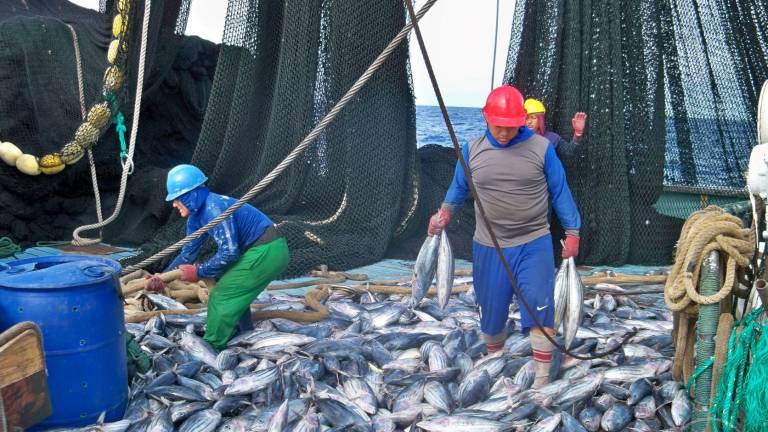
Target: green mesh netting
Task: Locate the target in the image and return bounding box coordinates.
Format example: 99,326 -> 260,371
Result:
503,0 -> 766,265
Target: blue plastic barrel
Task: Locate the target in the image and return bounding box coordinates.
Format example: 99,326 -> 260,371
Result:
0,255 -> 127,428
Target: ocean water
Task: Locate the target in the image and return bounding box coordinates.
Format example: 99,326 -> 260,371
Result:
415,105 -> 750,188
416,105 -> 485,147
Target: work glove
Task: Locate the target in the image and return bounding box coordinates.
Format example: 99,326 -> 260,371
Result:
562,234 -> 580,259
178,264 -> 199,283
427,208 -> 452,236
572,112 -> 587,138
144,275 -> 166,294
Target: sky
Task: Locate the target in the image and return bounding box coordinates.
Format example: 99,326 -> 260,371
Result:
70,0 -> 516,107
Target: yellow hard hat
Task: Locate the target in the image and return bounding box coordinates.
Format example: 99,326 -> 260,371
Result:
524,98 -> 546,115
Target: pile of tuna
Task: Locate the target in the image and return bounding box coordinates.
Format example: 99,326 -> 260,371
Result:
82,276 -> 690,432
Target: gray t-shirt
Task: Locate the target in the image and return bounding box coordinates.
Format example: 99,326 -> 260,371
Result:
443,131 -> 581,248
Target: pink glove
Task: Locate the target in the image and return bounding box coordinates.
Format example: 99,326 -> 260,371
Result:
144,275 -> 166,294
572,112 -> 587,138
178,264 -> 199,283
562,234 -> 580,258
427,208 -> 451,236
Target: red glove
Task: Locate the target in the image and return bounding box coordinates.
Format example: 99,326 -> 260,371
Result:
562,234 -> 580,258
178,264 -> 199,283
427,208 -> 451,236
572,112 -> 587,138
144,275 -> 166,293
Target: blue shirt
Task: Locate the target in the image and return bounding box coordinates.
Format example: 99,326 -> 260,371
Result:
165,187 -> 275,278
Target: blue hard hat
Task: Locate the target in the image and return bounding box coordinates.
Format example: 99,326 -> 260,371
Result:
166,164 -> 208,201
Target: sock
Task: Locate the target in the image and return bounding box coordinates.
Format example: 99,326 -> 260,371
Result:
530,332 -> 554,389
482,329 -> 508,354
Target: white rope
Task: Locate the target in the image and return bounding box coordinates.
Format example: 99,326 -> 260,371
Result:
72,0 -> 151,245
121,0 -> 439,274
67,24 -> 105,246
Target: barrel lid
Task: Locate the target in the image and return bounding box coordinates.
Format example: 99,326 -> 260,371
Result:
0,255 -> 120,289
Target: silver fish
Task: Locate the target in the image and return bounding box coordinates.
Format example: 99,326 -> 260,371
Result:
180,331 -> 218,368
416,414 -> 512,432
436,230 -> 454,309
412,235 -> 441,304
563,257 -> 584,349
342,376 -> 378,414
530,413 -> 561,432
553,259 -> 569,331
266,399 -> 288,432
458,369 -> 490,407
428,345 -> 451,371
634,395 -> 657,420
600,403 -> 632,431
671,388 -> 692,426
249,332 -> 316,350
178,409 -> 221,432
224,367 -> 279,396
424,380 -> 453,413
144,293 -> 188,310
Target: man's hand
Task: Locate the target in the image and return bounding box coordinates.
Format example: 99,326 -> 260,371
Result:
427,208 -> 452,236
178,264 -> 199,283
144,274 -> 166,293
572,112 -> 587,138
562,234 -> 580,259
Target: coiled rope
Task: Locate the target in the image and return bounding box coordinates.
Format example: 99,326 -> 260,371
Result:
664,206 -> 754,313
72,0 -> 151,245
121,0 -> 439,275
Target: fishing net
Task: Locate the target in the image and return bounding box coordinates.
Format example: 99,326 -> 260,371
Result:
0,0 -> 216,246
123,0 -> 428,275
504,0 -> 766,265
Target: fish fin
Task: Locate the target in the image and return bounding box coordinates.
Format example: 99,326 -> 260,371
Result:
96,410 -> 106,424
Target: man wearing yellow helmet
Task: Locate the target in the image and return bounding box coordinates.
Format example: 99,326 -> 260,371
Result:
524,98 -> 587,264
524,98 -> 587,159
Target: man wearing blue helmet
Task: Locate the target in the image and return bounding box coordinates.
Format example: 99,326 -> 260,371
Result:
155,164 -> 289,350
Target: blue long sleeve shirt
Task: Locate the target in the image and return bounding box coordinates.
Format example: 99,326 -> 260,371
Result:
165,188 -> 276,278
443,128 -> 581,247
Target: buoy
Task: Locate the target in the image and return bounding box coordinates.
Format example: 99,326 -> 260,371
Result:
74,122 -> 99,148
103,66 -> 124,93
0,141 -> 22,166
117,0 -> 130,14
39,154 -> 65,175
87,102 -> 112,130
112,14 -> 127,38
16,154 -> 41,176
107,39 -> 119,64
60,142 -> 85,165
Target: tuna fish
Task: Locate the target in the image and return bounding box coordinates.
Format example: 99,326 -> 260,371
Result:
436,230 -> 455,309
412,235 -> 441,304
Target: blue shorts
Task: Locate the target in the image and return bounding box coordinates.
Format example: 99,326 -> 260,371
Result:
473,234 -> 555,336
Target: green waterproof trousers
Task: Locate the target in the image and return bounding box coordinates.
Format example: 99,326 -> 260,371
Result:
204,237 -> 289,350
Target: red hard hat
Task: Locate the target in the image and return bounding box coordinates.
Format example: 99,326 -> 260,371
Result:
482,85 -> 527,127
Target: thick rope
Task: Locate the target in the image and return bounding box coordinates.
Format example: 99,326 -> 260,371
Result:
67,24 -> 105,246
72,0 -> 150,245
121,0 -> 439,275
664,206 -> 755,313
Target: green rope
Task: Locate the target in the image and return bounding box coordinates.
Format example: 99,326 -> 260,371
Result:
710,307 -> 765,432
686,357 -> 714,394
114,112 -> 127,161
0,237 -> 21,258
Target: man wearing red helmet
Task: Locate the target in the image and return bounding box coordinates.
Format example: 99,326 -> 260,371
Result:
428,85 -> 581,389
